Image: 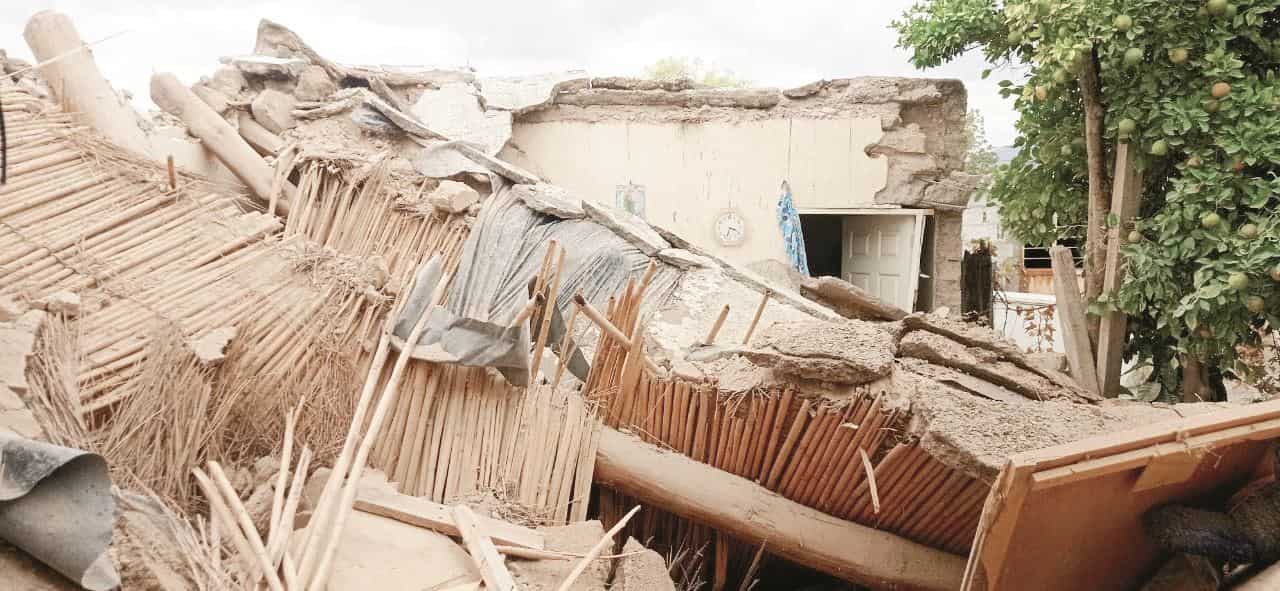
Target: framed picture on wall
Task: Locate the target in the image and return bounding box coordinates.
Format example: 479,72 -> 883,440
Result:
615,182 -> 646,219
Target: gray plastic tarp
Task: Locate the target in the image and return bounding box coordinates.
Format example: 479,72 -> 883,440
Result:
405,187 -> 680,386
0,434 -> 118,590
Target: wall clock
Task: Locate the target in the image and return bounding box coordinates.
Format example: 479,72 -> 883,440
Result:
715,210 -> 746,246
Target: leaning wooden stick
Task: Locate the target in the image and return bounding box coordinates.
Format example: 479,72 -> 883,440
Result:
305,273 -> 443,591
269,446 -> 313,567
742,289 -> 771,344
453,505 -> 517,591
267,403 -> 301,550
705,304 -> 730,345
193,468 -> 262,584
860,448 -> 881,514
297,265 -> 431,579
555,505 -> 642,591
573,293 -> 631,346
197,465 -> 285,591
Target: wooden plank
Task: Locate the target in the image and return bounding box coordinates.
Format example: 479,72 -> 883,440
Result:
968,400 -> 1280,591
354,488 -> 545,550
1031,416 -> 1280,491
1131,447 -> 1208,493
1095,142 -> 1143,396
452,505 -> 516,591
1050,246 -> 1101,395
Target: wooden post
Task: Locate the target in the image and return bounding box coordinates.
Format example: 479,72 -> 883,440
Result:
1050,246 -> 1101,396
1095,143 -> 1143,396
24,11 -> 153,158
961,244 -> 994,325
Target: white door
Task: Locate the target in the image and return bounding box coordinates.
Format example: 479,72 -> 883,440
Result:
842,215 -> 923,311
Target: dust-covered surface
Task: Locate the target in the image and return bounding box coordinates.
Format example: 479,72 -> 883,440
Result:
615,537 -> 677,591
509,521 -> 611,590
899,367 -> 1233,481
742,319 -> 896,384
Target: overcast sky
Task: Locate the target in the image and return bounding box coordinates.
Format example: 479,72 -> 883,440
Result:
2,0 -> 1024,146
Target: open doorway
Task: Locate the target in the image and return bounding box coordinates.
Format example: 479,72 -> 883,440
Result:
800,214 -> 841,278
799,211 -> 933,312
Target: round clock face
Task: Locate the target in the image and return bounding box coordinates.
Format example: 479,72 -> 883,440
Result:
715,211 -> 746,246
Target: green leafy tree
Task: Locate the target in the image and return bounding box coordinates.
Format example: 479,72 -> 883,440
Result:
894,0 -> 1280,397
964,109 -> 1001,190
645,57 -> 752,88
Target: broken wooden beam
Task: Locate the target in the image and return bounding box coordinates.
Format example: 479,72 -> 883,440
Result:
593,427 -> 965,591
800,276 -> 908,321
150,72 -> 295,215
1096,142 -> 1143,397
24,11 -> 153,158
452,505 -> 516,591
1050,246 -> 1101,396
353,486 -> 545,550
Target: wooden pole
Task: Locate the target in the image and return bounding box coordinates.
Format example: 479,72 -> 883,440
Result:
705,304 -> 730,345
742,289 -> 770,345
23,11 -> 152,158
594,428 -> 965,591
1050,246 -> 1102,396
555,505 -> 642,591
150,72 -> 295,214
1095,142 -> 1143,397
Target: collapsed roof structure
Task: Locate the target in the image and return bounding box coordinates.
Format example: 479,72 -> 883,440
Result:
3,9 -> 1278,591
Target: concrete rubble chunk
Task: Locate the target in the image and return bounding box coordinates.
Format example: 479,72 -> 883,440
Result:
0,386 -> 23,411
741,319 -> 895,385
191,83 -> 230,114
411,83 -> 511,156
510,184 -> 585,219
208,65 -> 246,96
480,71 -> 587,113
657,248 -> 712,270
898,330 -> 1087,403
783,79 -> 827,98
294,65 -> 337,102
581,200 -> 670,257
221,54 -> 308,78
37,291 -> 80,316
410,82 -> 513,177
251,88 -> 298,134
555,87 -> 782,109
589,77 -> 697,92
0,295 -> 24,322
189,326 -> 238,367
427,180 -> 481,215
615,537 -> 678,591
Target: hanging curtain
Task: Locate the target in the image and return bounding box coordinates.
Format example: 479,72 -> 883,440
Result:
776,180 -> 810,276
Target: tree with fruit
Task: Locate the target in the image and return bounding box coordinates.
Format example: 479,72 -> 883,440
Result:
894,0 -> 1280,398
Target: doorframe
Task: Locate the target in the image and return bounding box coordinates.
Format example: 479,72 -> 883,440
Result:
799,207 -> 934,312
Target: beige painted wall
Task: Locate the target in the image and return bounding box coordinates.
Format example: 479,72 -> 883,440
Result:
502,117 -> 889,267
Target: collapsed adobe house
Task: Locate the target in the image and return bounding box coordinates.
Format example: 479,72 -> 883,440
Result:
501,75 -> 973,313
0,10 -> 1256,591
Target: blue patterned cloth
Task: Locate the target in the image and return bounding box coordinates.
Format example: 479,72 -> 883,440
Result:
777,181 -> 810,276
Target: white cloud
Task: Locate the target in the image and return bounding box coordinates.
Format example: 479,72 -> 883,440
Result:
2,0 -> 1025,145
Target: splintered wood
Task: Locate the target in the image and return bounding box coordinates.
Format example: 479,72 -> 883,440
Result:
584,278 -> 985,590
370,362 -> 600,524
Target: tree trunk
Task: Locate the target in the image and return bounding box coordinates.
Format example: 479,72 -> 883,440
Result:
1079,48 -> 1111,349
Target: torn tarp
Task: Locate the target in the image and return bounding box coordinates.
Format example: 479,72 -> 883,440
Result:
0,434 -> 117,590
403,187 -> 681,386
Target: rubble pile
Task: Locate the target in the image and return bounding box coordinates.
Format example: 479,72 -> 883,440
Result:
1,9 -> 1276,591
